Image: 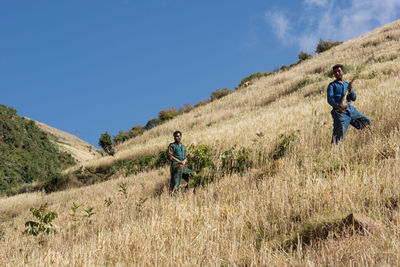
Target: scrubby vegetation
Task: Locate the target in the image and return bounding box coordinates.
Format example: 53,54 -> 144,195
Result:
107,38 -> 343,147
1,20 -> 400,267
0,104 -> 75,196
315,38 -> 343,53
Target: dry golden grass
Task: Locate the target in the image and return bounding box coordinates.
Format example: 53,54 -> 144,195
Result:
33,120 -> 101,163
1,20 -> 400,266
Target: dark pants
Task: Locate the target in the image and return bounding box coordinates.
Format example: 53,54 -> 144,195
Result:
170,166 -> 191,191
331,108 -> 370,144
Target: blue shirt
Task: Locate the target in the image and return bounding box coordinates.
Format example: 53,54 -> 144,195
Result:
327,80 -> 357,108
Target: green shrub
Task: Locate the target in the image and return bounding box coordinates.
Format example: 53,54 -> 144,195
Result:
99,132 -> 114,155
238,72 -> 272,88
23,203 -> 58,236
187,144 -> 216,187
221,145 -> 253,175
296,77 -> 314,89
159,107 -> 178,121
113,130 -> 130,144
187,144 -> 215,173
270,131 -> 299,160
145,118 -> 162,130
315,39 -> 343,54
298,51 -> 312,61
155,150 -> 169,167
210,88 -> 232,101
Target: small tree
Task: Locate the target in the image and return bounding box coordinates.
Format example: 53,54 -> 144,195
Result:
145,118 -> 162,130
24,203 -> 58,236
210,88 -> 231,101
315,39 -> 343,54
298,51 -> 312,61
159,107 -> 178,121
99,132 -> 114,155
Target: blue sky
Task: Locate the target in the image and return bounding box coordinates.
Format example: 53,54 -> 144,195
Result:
2,0 -> 400,147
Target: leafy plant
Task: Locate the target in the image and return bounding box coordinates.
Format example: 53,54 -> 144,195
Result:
315,39 -> 343,54
298,51 -> 312,61
0,229 -> 4,241
186,144 -> 216,187
98,132 -> 114,155
238,72 -> 272,88
119,182 -> 128,197
71,202 -> 80,213
270,131 -> 299,161
23,203 -> 58,236
70,202 -> 81,220
84,207 -> 96,218
210,88 -> 232,101
221,145 -> 253,175
104,197 -> 113,207
187,145 -> 215,173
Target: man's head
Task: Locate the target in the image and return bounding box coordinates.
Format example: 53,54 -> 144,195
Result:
173,130 -> 182,143
332,64 -> 344,80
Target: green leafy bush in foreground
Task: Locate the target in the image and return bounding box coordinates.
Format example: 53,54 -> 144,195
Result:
24,203 -> 58,236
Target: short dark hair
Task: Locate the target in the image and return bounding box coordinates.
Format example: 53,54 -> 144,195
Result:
173,130 -> 182,137
332,64 -> 344,72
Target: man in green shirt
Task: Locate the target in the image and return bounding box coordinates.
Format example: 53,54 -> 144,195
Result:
168,131 -> 192,192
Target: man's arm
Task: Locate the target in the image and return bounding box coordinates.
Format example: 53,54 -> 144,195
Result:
182,146 -> 190,165
346,82 -> 357,102
168,144 -> 182,164
327,83 -> 344,109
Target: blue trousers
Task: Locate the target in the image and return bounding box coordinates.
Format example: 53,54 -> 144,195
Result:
331,107 -> 370,143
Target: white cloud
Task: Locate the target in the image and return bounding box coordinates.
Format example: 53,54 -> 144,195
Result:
265,0 -> 400,52
264,10 -> 291,41
304,0 -> 328,6
298,34 -> 319,52
317,0 -> 400,41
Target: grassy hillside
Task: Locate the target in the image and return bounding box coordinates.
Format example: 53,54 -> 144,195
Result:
0,20 -> 399,265
33,120 -> 101,164
0,104 -> 75,195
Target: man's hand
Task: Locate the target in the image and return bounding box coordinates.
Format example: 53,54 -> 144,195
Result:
347,82 -> 353,94
182,159 -> 187,165
337,103 -> 348,111
177,162 -> 184,171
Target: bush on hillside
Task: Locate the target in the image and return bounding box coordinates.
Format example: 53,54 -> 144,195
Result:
315,39 -> 343,54
221,145 -> 253,175
159,107 -> 179,121
298,51 -> 312,61
238,72 -> 272,88
194,99 -> 211,108
186,144 -> 216,187
98,132 -> 114,155
113,126 -> 145,145
270,131 -> 299,160
145,118 -> 162,130
182,103 -> 193,113
210,88 -> 232,101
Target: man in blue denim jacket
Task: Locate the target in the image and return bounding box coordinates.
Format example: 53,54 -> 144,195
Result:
327,64 -> 370,143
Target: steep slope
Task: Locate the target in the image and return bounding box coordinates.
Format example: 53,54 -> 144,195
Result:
32,120 -> 101,163
0,105 -> 76,195
0,20 -> 399,266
